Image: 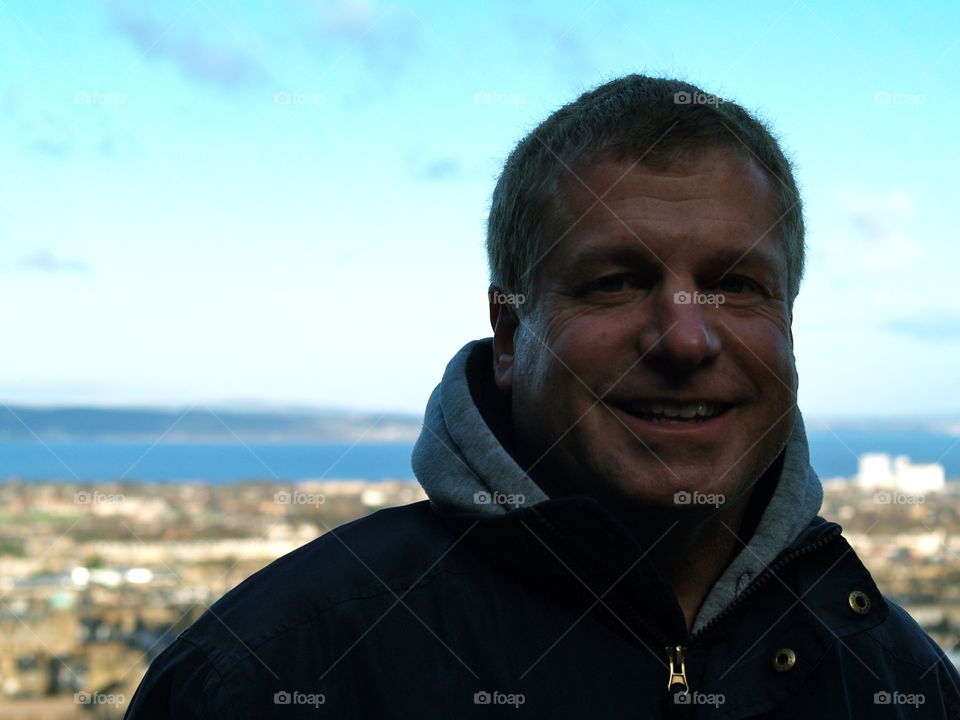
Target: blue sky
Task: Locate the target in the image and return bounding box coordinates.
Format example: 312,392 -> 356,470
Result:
1,0 -> 958,417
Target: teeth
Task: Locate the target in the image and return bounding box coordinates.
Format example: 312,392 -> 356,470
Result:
627,401 -> 723,420
662,402 -> 681,417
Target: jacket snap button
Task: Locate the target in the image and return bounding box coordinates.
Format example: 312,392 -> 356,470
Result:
848,590 -> 871,615
772,648 -> 796,672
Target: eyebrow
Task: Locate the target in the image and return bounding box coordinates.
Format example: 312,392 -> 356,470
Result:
709,246 -> 782,275
564,238 -> 781,274
563,240 -> 657,270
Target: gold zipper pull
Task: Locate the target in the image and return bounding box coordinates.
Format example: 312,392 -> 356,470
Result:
665,645 -> 689,694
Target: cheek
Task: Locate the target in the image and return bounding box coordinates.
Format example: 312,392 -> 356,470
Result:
547,315 -> 624,373
514,314 -> 625,413
733,321 -> 797,394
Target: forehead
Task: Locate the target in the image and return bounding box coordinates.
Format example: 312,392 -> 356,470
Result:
544,147 -> 784,272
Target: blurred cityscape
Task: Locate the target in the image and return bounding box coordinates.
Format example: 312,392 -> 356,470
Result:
0,454 -> 958,718
0,478 -> 425,719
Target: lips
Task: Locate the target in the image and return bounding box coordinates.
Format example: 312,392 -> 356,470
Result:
618,400 -> 733,423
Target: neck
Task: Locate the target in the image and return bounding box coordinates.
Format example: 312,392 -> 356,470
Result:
645,498 -> 753,633
521,445 -> 784,635
625,461 -> 779,634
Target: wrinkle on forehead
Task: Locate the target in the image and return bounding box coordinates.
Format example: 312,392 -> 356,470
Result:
539,147 -> 782,279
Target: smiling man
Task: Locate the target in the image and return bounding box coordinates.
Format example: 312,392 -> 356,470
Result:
125,75 -> 960,719
492,143 -> 801,633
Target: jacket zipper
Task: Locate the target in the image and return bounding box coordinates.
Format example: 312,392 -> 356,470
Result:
665,645 -> 688,693
662,525 -> 842,696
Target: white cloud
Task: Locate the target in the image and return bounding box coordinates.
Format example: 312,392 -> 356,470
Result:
16,249 -> 90,273
840,187 -> 921,271
107,1 -> 261,88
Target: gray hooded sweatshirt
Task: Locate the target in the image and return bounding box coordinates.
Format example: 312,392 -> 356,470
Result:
413,338 -> 824,634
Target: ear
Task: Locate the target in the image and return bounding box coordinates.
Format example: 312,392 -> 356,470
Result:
488,286 -> 519,393
787,313 -> 799,388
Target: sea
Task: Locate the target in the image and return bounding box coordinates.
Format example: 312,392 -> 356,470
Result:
0,428 -> 958,483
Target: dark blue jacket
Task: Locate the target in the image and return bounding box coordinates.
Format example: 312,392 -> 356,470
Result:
124,496 -> 960,718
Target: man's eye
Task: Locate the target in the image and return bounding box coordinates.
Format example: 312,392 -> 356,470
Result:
585,274 -> 641,293
716,275 -> 760,294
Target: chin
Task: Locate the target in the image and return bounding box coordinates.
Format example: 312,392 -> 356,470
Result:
596,459 -> 746,512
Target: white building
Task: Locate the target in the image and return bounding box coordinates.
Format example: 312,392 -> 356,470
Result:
855,453 -> 946,493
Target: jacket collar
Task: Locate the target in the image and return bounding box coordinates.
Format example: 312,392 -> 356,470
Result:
441,493 -> 889,712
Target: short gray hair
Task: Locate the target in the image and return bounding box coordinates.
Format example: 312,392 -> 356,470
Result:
486,74 -> 805,316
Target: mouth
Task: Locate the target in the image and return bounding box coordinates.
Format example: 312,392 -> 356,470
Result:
616,400 -> 734,425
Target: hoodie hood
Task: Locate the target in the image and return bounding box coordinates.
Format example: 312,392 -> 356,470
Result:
412,338 -> 824,633
412,340 -> 550,514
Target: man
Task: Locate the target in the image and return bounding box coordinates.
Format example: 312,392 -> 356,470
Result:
125,75 -> 960,718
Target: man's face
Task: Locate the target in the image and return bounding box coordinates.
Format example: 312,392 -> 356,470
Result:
493,146 -> 797,511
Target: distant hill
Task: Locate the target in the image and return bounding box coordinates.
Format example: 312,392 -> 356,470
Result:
806,416 -> 960,436
0,406 -> 423,442
1,406 -> 956,444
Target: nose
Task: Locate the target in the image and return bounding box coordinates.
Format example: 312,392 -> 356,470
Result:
637,283 -> 721,373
